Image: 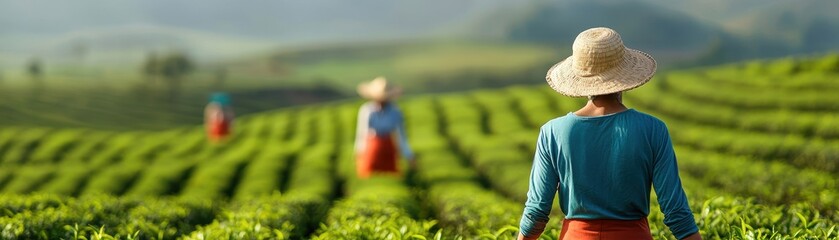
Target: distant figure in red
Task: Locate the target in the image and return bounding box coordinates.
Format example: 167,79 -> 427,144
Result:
354,77 -> 415,178
205,93 -> 234,142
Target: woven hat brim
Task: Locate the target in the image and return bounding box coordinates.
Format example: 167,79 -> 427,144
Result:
546,48 -> 656,97
357,83 -> 402,101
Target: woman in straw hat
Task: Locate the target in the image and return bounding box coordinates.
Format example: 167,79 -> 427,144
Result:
517,28 -> 702,240
354,77 -> 415,178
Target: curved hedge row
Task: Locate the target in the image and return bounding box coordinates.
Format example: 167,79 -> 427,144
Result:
663,72 -> 839,112
314,177 -> 434,239
0,194 -> 215,240
661,114 -> 839,173
628,80 -> 839,139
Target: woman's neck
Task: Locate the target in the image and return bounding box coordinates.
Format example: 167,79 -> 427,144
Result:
574,94 -> 627,117
373,101 -> 390,111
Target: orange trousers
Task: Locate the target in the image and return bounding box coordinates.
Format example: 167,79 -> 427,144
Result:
559,218 -> 653,240
357,135 -> 398,178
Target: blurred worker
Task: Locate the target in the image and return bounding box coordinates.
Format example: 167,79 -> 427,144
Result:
354,77 -> 415,178
205,92 -> 235,142
517,28 -> 702,240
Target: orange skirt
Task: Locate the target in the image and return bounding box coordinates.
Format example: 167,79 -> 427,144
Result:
357,135 -> 398,178
208,120 -> 230,141
560,218 -> 652,240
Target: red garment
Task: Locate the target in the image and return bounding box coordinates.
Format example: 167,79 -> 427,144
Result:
559,218 -> 652,240
357,135 -> 398,178
208,119 -> 230,141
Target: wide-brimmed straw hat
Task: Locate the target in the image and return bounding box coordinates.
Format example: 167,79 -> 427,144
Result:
546,27 -> 657,97
357,76 -> 402,101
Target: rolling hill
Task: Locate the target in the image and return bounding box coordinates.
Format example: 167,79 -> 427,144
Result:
470,0 -> 839,65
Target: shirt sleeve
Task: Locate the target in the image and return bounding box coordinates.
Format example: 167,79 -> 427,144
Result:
652,123 -> 699,239
354,103 -> 371,154
519,126 -> 558,238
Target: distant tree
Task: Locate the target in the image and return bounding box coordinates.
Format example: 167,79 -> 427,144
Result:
27,58 -> 43,80
26,58 -> 45,98
142,52 -> 160,82
140,51 -> 194,102
159,52 -> 194,79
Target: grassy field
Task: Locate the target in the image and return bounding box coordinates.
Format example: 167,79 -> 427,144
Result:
0,41 -> 557,131
0,54 -> 837,239
222,41 -> 560,91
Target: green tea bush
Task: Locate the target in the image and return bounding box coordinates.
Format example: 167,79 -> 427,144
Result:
664,72 -> 839,112
413,150 -> 524,238
628,82 -> 839,139
182,194 -> 304,240
1,166 -> 55,194
124,160 -> 198,197
118,198 -> 215,239
814,54 -> 839,73
56,132 -> 113,165
233,147 -> 289,200
315,177 -> 433,239
695,197 -> 838,239
36,165 -> 90,195
180,139 -> 259,200
26,129 -> 86,164
0,194 -> 128,240
86,133 -> 143,168
507,86 -> 560,127
675,146 -> 839,212
0,128 -> 51,165
472,90 -> 530,134
82,162 -> 145,195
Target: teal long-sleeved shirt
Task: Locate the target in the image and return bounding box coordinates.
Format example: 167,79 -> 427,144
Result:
519,109 -> 698,239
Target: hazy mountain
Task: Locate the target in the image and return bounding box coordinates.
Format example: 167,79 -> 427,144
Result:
469,0 -> 724,65
0,0 -> 507,38
471,0 -> 839,65
643,0 -> 796,24
725,0 -> 839,53
0,0 -> 510,68
2,0 -> 838,70
635,0 -> 839,61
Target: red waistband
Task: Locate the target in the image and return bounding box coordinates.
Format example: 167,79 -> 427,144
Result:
563,218 -> 648,224
561,218 -> 651,239
367,133 -> 393,140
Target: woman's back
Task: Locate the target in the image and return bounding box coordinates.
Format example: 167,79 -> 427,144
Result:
545,109 -> 668,220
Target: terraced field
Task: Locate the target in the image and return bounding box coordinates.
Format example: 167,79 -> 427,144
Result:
0,84 -> 344,131
1,55 -> 838,239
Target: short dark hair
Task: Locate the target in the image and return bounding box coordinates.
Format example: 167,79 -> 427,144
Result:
587,92 -> 622,100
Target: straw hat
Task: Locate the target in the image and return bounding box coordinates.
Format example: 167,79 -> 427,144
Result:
546,27 -> 657,97
357,76 -> 402,101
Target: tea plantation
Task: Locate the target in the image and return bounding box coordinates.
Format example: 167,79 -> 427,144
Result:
1,55 -> 838,239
